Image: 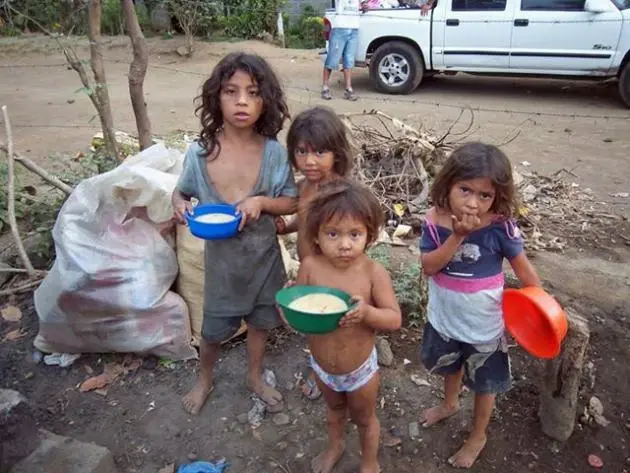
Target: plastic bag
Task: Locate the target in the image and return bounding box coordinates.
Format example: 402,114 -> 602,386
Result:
33,144 -> 197,361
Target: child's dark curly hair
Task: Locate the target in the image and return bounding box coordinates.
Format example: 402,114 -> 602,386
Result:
305,179 -> 383,254
195,52 -> 289,158
431,142 -> 517,218
286,106 -> 353,176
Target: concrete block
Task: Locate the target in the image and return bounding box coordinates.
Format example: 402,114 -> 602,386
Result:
10,431 -> 118,473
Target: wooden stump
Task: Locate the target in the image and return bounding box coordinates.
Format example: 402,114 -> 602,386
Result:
538,308 -> 590,441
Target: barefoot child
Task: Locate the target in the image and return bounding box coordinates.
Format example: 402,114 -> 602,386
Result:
172,52 -> 298,415
276,106 -> 353,399
419,142 -> 541,468
290,179 -> 402,473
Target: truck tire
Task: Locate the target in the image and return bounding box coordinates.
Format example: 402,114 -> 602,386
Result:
620,62 -> 630,108
369,41 -> 424,95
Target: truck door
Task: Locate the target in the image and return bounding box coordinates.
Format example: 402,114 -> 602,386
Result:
441,0 -> 516,69
509,0 -> 622,74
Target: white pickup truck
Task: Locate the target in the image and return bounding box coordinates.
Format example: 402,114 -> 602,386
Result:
323,0 -> 630,107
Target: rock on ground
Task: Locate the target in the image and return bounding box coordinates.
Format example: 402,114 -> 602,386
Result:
272,413 -> 291,426
10,431 -> 118,473
376,337 -> 395,367
0,389 -> 26,416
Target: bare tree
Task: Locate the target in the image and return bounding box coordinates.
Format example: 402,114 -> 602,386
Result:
87,0 -> 118,158
169,0 -> 210,57
4,1 -> 118,158
121,0 -> 152,150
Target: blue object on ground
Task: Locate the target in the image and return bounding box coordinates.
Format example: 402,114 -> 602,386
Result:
177,460 -> 229,473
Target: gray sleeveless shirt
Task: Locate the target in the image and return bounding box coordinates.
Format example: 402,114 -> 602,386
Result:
176,139 -> 297,317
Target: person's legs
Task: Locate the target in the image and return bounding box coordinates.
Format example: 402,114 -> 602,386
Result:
322,67 -> 332,90
311,377 -> 347,473
183,314 -> 241,415
246,305 -> 284,411
322,28 -> 346,99
420,322 -> 464,426
422,368 -> 463,426
182,339 -> 220,415
347,373 -> 381,473
448,339 -> 510,468
342,28 -> 359,100
448,393 -> 494,468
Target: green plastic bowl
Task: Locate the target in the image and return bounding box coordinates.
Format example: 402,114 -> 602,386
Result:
275,285 -> 354,334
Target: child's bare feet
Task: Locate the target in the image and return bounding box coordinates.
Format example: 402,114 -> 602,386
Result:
421,402 -> 460,427
182,378 -> 214,415
311,441 -> 345,473
359,459 -> 381,473
448,434 -> 487,468
248,376 -> 284,412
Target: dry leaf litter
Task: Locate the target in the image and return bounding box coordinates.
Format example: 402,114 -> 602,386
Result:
337,110 -> 627,253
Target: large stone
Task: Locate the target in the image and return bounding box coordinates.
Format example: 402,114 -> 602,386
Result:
10,431 -> 118,473
0,389 -> 26,417
376,337 -> 394,367
0,390 -> 40,471
538,308 -> 590,442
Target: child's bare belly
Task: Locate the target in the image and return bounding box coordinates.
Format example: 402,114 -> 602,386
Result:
309,325 -> 375,375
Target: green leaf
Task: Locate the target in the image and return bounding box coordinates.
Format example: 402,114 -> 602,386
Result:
75,86 -> 94,96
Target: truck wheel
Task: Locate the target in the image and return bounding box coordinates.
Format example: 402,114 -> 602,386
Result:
620,62 -> 630,108
369,41 -> 424,95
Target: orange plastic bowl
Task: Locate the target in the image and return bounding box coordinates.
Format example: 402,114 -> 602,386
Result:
502,287 -> 568,359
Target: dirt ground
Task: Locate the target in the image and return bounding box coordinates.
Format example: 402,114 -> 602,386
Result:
1,36 -> 630,473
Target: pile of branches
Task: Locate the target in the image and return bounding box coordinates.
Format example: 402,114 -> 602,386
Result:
340,109 -> 461,219
513,169 -> 626,251
341,109 -> 624,253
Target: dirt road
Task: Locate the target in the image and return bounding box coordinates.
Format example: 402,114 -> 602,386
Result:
1,36 -> 629,473
1,36 -> 629,203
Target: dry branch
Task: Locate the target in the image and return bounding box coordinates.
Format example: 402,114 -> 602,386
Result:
0,144 -> 73,195
3,2 -> 118,159
88,0 -> 118,158
342,109 -> 620,253
0,267 -> 47,275
2,105 -> 35,277
0,278 -> 44,297
340,109 -> 454,217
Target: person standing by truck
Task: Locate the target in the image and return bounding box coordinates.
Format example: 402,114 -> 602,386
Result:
322,0 -> 366,101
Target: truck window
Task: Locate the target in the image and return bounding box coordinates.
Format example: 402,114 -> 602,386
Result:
452,0 -> 507,10
610,0 -> 629,9
521,0 -> 585,10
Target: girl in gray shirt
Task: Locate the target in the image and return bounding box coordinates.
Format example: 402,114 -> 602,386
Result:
172,52 -> 297,416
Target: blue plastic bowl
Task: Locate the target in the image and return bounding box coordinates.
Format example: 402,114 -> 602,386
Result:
185,204 -> 242,240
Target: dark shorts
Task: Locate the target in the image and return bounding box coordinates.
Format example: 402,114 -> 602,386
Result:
201,305 -> 281,343
420,322 -> 511,394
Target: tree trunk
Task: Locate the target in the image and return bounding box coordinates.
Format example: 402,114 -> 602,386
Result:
121,0 -> 152,150
88,0 -> 118,159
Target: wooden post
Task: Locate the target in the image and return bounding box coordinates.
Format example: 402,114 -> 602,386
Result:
277,12 -> 286,49
538,308 -> 590,442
